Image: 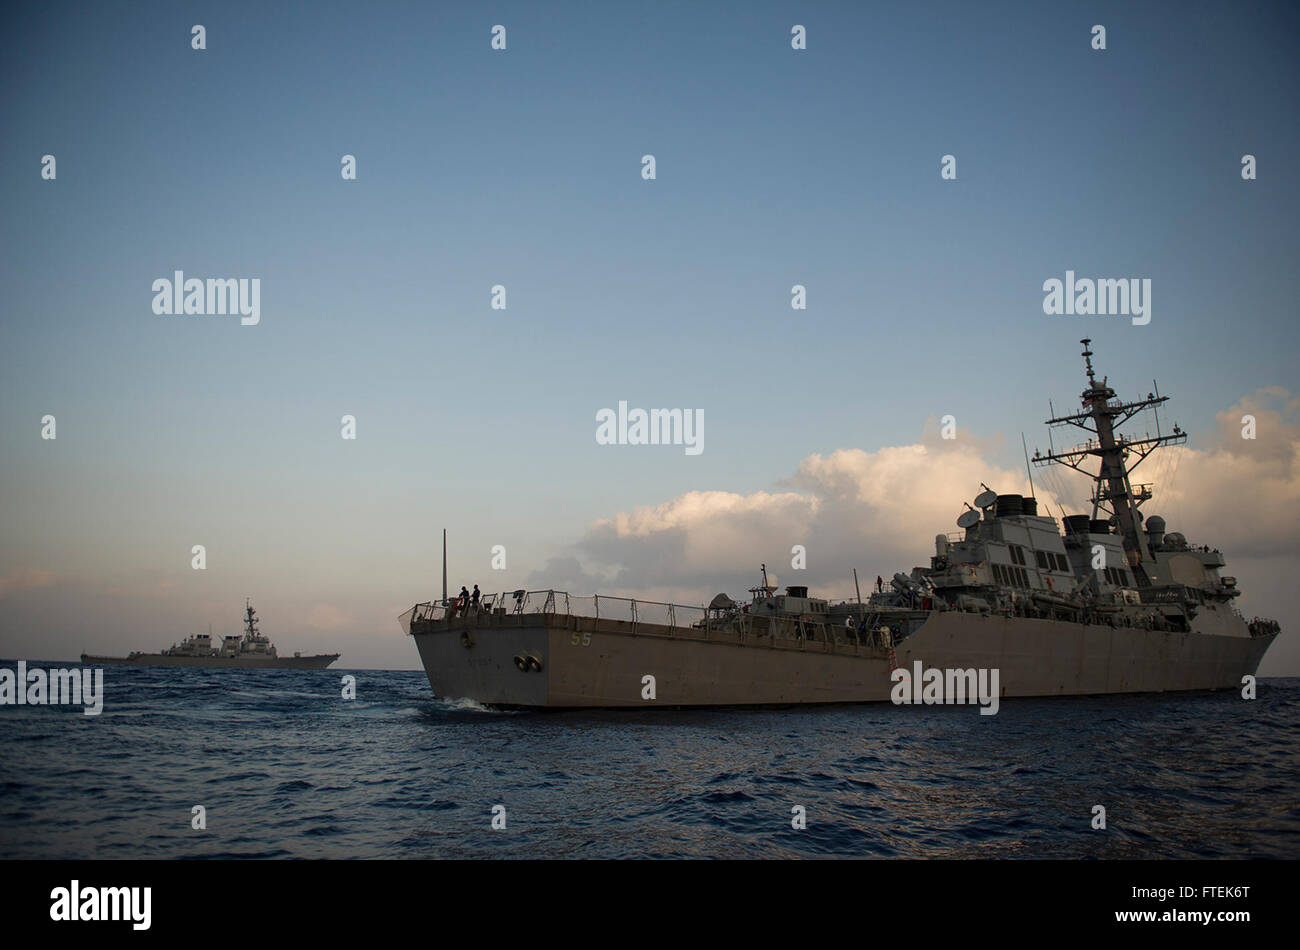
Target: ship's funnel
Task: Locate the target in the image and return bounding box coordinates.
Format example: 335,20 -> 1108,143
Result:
1064,514 -> 1091,536
1021,497 -> 1038,516
1089,519 -> 1110,535
995,494 -> 1023,517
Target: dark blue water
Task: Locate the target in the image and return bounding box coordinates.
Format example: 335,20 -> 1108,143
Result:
1,664 -> 1297,859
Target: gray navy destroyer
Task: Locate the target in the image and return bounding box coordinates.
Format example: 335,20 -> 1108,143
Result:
83,600 -> 340,669
403,341 -> 1280,707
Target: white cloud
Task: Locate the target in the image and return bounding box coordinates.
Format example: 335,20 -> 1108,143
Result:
537,394 -> 1300,629
540,430 -> 1037,600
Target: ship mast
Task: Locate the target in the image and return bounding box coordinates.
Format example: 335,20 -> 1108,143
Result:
1032,339 -> 1186,585
244,598 -> 259,639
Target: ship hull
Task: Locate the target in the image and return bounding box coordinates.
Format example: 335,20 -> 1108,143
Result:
411,611 -> 1274,708
80,653 -> 340,670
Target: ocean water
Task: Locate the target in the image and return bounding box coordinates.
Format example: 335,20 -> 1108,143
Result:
1,664 -> 1297,859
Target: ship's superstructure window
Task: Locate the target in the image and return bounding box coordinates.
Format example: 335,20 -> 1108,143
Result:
992,563 -> 1032,588
1101,567 -> 1131,586
1033,548 -> 1073,573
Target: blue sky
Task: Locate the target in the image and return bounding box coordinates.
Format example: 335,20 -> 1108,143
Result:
2,1 -> 1297,669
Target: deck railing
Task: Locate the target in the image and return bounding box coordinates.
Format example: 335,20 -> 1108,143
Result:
400,589 -> 896,653
403,589 -> 568,624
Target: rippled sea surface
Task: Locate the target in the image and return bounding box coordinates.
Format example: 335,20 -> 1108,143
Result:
2,663 -> 1297,859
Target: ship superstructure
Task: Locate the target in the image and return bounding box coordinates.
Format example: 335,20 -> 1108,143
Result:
861,339 -> 1256,636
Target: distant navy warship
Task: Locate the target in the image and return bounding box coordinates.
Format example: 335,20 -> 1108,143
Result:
83,600 -> 340,669
403,341 -> 1279,707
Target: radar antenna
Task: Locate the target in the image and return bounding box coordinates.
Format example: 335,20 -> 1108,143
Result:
1031,340 -> 1187,585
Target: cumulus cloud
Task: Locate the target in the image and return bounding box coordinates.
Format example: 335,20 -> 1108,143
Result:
530,424 -> 1039,600
529,393 -> 1300,604
1154,388 -> 1300,556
